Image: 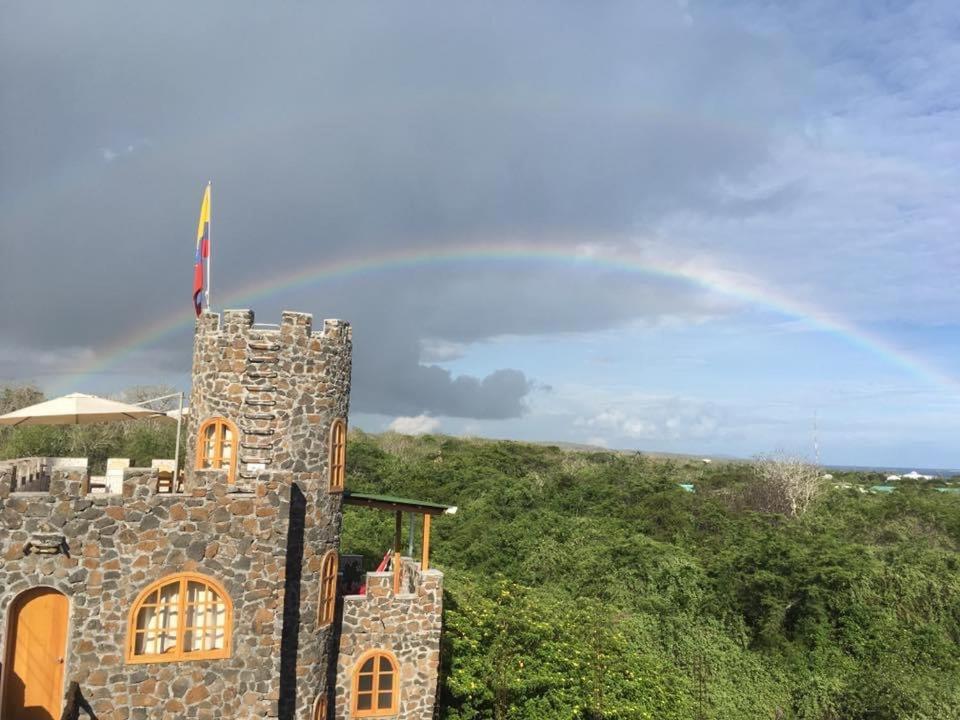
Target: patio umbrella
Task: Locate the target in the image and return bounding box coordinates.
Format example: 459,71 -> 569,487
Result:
165,406 -> 190,420
0,392 -> 171,426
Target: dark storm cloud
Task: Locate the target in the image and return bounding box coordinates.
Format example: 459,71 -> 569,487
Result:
0,1 -> 803,418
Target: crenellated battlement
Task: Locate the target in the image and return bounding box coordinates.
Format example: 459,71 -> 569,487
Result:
195,308 -> 352,343
0,465 -> 261,504
185,308 -> 352,491
335,560 -> 443,719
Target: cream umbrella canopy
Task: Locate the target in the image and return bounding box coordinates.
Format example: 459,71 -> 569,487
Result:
0,392 -> 171,426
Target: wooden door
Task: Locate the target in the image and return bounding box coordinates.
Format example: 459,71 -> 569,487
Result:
2,588 -> 68,720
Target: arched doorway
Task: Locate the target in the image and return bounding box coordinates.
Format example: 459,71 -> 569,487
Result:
2,588 -> 68,720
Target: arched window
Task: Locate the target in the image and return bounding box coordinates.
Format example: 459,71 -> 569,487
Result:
329,418 -> 346,492
318,550 -> 338,626
313,695 -> 328,720
352,650 -> 399,717
127,573 -> 231,663
196,417 -> 238,484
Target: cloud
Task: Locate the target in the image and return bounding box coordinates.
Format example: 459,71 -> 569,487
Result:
387,414 -> 441,436
3,0 -> 957,464
577,398 -> 725,442
0,1 -> 804,421
352,341 -> 534,419
644,0 -> 960,326
419,339 -> 468,363
0,343 -> 98,385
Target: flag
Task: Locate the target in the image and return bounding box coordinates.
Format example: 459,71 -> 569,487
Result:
193,183 -> 211,316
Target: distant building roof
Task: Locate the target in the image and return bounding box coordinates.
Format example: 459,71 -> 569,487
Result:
677,483 -> 696,493
870,485 -> 897,493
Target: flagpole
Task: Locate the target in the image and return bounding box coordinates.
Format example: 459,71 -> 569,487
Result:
205,180 -> 212,311
174,391 -> 183,476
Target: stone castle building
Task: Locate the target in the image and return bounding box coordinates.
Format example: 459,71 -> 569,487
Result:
0,309 -> 450,720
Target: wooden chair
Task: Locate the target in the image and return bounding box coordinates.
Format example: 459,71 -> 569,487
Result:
156,471 -> 175,494
86,476 -> 108,494
153,459 -> 175,494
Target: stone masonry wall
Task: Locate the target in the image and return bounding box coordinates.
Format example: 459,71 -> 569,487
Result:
335,559 -> 443,720
0,467 -> 297,719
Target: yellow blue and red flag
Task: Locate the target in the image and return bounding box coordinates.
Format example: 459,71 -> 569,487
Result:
193,183 -> 211,316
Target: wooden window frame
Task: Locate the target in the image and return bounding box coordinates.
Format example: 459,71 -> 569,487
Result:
318,550 -> 339,627
351,649 -> 399,718
126,573 -> 232,664
196,416 -> 239,484
313,694 -> 328,720
328,419 -> 346,492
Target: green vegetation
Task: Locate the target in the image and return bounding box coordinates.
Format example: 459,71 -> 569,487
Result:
3,383 -> 958,719
343,432 -> 960,720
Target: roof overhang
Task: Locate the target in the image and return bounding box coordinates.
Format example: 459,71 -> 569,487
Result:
343,490 -> 457,516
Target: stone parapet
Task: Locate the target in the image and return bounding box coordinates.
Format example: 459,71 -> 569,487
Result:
335,560 -> 443,720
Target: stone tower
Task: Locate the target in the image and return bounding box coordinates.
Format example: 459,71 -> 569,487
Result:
183,308 -> 353,718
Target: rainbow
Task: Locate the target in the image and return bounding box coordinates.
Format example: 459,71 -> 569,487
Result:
50,242 -> 960,396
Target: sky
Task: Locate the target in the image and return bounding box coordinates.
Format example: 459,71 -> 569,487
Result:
1,1 -> 958,468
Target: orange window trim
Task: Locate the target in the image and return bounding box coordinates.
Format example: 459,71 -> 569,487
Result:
196,417 -> 238,484
351,649 -> 399,718
313,694 -> 328,720
329,419 -> 346,492
126,572 -> 233,664
318,550 -> 339,626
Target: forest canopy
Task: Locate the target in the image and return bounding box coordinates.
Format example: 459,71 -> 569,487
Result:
341,432 -> 960,720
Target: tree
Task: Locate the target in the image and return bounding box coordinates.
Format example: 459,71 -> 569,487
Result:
0,384 -> 44,414
750,452 -> 822,518
114,384 -> 180,411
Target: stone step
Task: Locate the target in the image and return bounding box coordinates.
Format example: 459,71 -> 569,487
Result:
245,371 -> 277,379
248,356 -> 280,364
241,442 -> 275,451
242,427 -> 276,436
244,398 -> 277,407
243,384 -> 277,392
241,457 -> 272,465
248,341 -> 281,352
243,412 -> 276,421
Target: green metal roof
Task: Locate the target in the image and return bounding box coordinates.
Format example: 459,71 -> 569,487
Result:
342,490 -> 457,515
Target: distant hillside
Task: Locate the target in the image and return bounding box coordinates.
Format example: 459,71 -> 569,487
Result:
343,430 -> 960,720
530,438 -> 739,462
